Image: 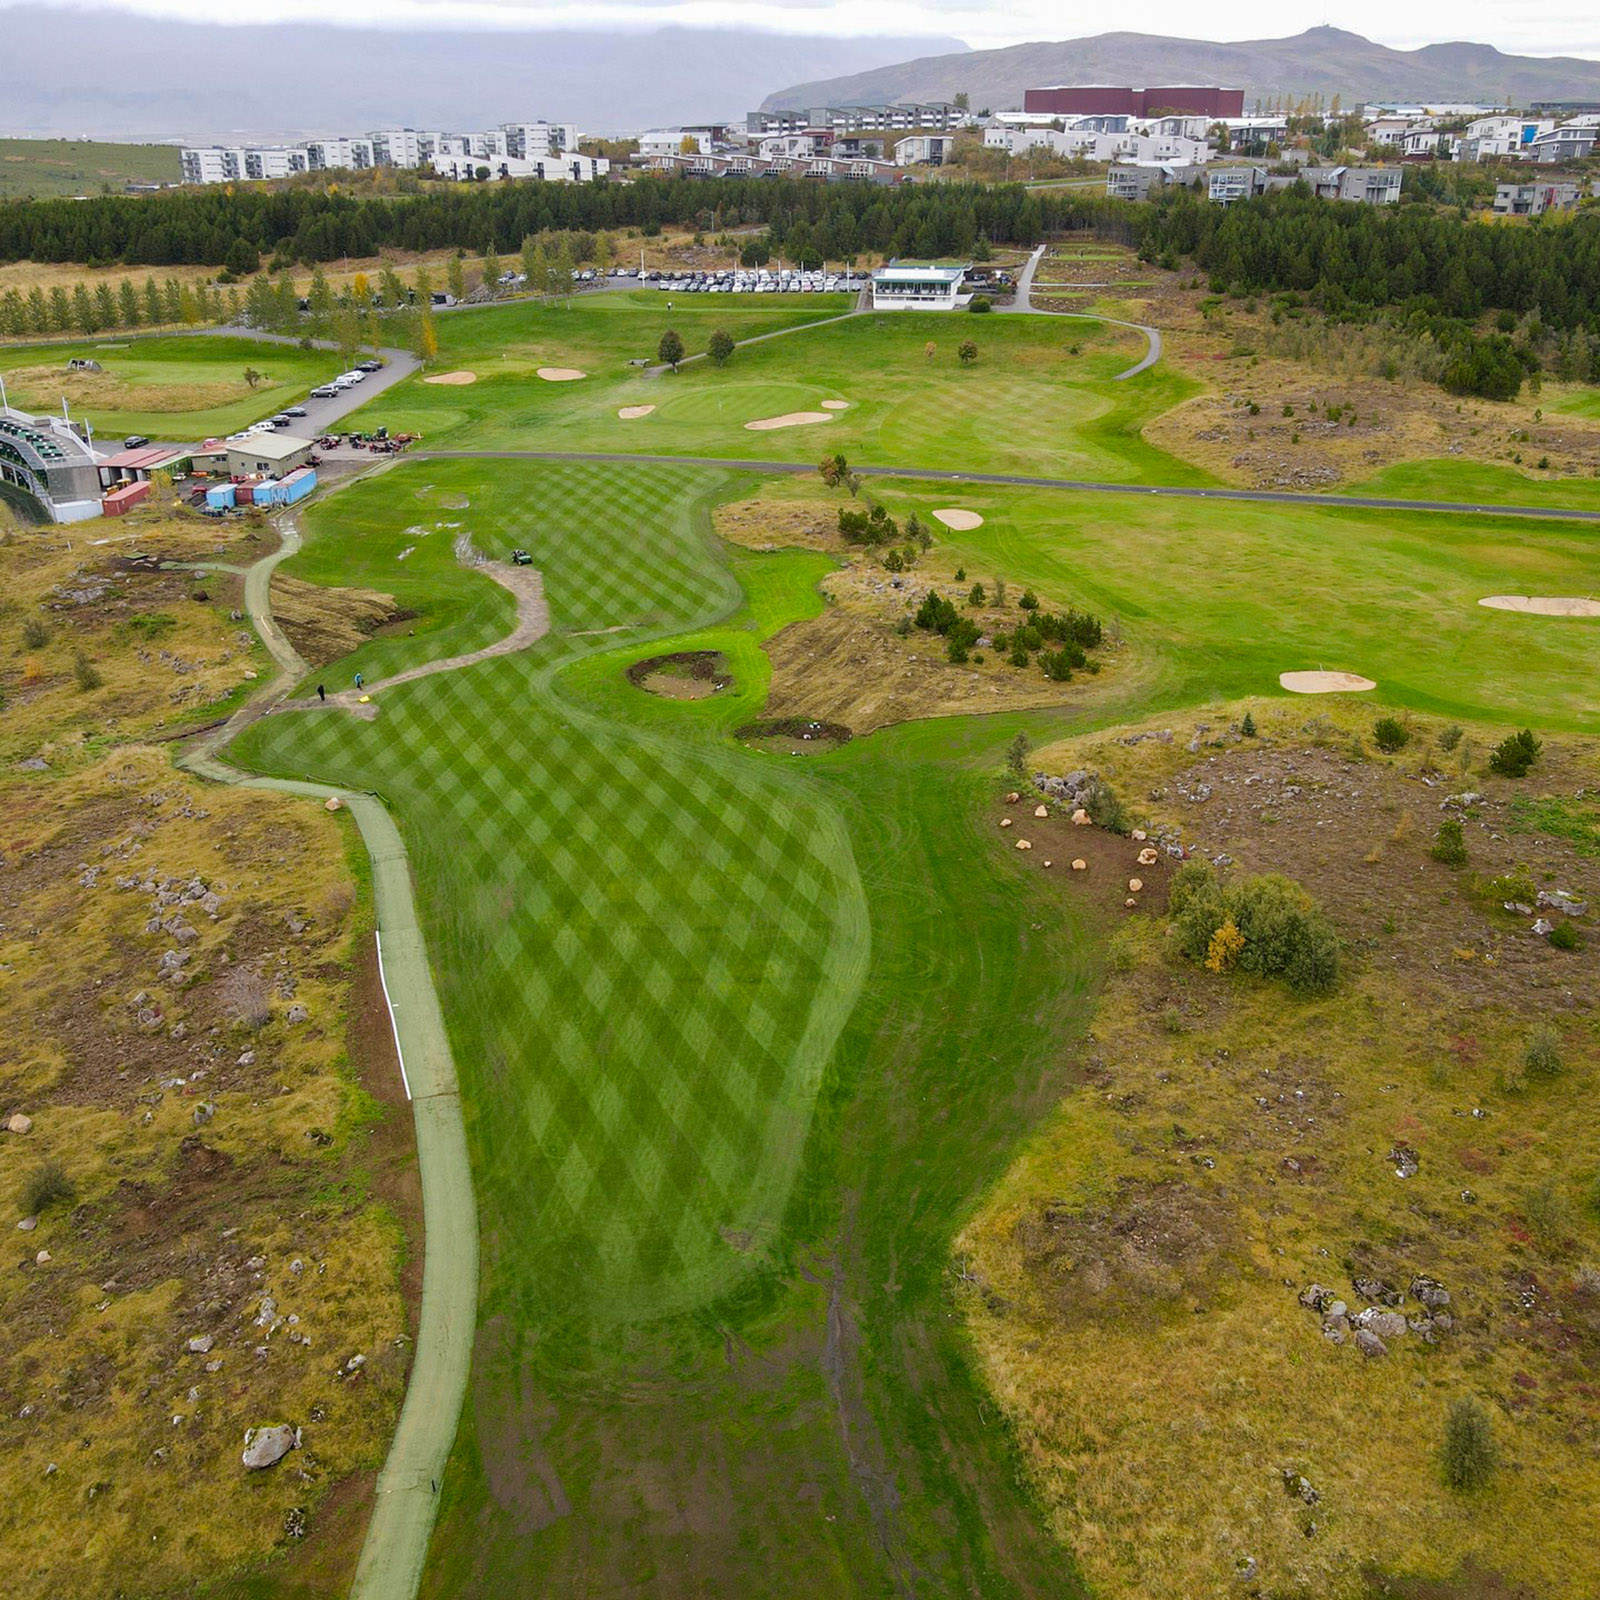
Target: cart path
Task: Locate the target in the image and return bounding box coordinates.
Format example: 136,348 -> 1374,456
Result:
174,523 -> 480,1600
277,550 -> 549,715
412,448 -> 1600,524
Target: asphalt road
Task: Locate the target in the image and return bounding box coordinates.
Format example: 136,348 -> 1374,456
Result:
415,448 -> 1600,524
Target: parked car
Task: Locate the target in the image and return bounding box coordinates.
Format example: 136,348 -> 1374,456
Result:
310,385 -> 339,399
356,360 -> 383,373
123,434 -> 151,449
284,406 -> 308,418
270,414 -> 293,428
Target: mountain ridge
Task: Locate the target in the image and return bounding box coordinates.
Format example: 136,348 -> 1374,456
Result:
0,11 -> 966,140
762,27 -> 1600,113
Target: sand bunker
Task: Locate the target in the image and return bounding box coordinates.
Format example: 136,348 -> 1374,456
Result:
820,400 -> 850,411
744,412 -> 835,431
932,508 -> 985,531
618,405 -> 656,420
1479,595 -> 1600,617
1279,671 -> 1377,694
537,367 -> 586,382
423,370 -> 477,385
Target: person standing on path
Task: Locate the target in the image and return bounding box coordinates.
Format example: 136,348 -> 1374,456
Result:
317,684 -> 326,702
354,671 -> 364,690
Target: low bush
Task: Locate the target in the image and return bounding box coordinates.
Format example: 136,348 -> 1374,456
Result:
20,617 -> 49,649
1524,1027 -> 1562,1078
1437,723 -> 1464,753
1081,778 -> 1128,834
1489,728 -> 1541,778
1006,731 -> 1032,779
1373,716 -> 1410,753
20,1160 -> 75,1217
1240,711 -> 1257,738
1441,1397 -> 1497,1491
1170,863 -> 1340,994
1548,920 -> 1584,951
1431,817 -> 1469,867
73,650 -> 103,692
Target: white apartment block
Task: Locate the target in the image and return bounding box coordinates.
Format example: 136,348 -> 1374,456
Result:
429,152 -> 608,183
182,120 -> 582,185
893,134 -> 957,165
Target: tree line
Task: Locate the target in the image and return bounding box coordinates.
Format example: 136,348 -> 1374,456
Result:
0,177 -> 1074,270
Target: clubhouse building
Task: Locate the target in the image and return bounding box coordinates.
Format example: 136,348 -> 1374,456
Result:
870,263 -> 970,311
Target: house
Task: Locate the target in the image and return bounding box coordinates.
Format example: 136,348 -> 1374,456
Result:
1219,116 -> 1291,150
870,263 -> 970,311
893,135 -> 957,166
1458,116 -> 1550,160
1365,115 -> 1421,146
1106,166 -> 1158,201
1526,124 -> 1598,163
1208,166 -> 1267,203
1300,166 -> 1403,204
1493,181 -> 1582,216
224,433 -> 315,479
640,129 -> 711,159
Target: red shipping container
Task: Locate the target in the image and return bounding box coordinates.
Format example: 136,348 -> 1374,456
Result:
101,481 -> 152,516
235,483 -> 255,506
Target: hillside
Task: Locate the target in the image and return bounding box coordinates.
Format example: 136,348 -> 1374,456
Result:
763,26 -> 1600,112
0,11 -> 965,140
0,138 -> 180,200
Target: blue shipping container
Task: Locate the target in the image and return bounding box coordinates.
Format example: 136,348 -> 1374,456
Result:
279,468 -> 317,505
205,483 -> 235,509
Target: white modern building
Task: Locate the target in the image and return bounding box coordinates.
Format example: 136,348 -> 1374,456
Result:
0,406 -> 105,523
893,134 -> 958,165
870,263 -> 969,311
180,145 -> 307,182
429,152 -> 608,183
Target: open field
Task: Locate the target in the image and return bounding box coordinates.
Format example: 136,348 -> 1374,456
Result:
961,698 -> 1600,1597
0,137 -> 182,199
0,336 -> 330,439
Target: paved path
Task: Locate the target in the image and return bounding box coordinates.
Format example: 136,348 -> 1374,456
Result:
174,520 -> 480,1600
1001,245 -> 1160,380
414,448 -> 1600,524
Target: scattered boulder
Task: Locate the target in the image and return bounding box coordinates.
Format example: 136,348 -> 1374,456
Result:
242,1424 -> 300,1470
187,1334 -> 215,1355
286,1005 -> 309,1025
1356,1308 -> 1407,1340
1005,791 -> 1020,804
1532,918 -> 1554,938
1071,859 -> 1087,871
1131,828 -> 1148,841
193,1102 -> 215,1127
34,1250 -> 50,1266
1537,889 -> 1587,917
1388,1145 -> 1420,1180
6,1113 -> 33,1135
1281,1470 -> 1320,1506
1128,878 -> 1143,893
1033,804 -> 1048,818
1410,1275 -> 1451,1309
1000,817 -> 1013,829
1015,839 -> 1032,851
1354,1327 -> 1388,1358
1321,1313 -> 1349,1344
16,1217 -> 37,1232
324,797 -> 343,813
1071,809 -> 1091,826
1137,848 -> 1159,866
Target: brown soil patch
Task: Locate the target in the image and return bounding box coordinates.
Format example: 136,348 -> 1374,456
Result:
735,715 -> 852,755
1280,670 -> 1377,694
744,411 -> 834,431
714,495 -> 844,554
625,650 -> 733,701
272,573 -> 413,667
1479,595 -> 1600,618
422,370 -> 477,386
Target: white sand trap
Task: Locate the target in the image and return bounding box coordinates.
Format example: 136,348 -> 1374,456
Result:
932,507 -> 984,531
423,370 -> 477,385
618,405 -> 656,420
820,399 -> 850,411
1280,670 -> 1377,694
744,411 -> 835,431
537,367 -> 586,382
1479,595 -> 1600,617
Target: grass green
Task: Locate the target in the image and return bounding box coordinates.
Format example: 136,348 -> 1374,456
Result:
218,304 -> 1600,1597
0,335 -> 330,438
348,295 -> 1206,482
0,136 -> 181,199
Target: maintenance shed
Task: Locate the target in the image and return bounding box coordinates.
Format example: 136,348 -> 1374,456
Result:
225,433 -> 315,478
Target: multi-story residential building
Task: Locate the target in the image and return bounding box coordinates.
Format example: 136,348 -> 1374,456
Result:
1526,123 -> 1598,162
1300,165 -> 1403,204
893,134 -> 958,165
1493,181 -> 1582,215
749,103 -> 971,137
1208,166 -> 1267,203
180,145 -> 304,183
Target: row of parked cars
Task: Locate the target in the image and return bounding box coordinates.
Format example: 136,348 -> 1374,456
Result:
644,269 -> 864,295
218,360 -> 384,443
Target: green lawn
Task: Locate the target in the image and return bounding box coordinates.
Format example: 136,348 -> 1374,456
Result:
0,336 -> 329,439
347,295 -> 1206,483
216,308 -> 1600,1596
0,137 -> 181,199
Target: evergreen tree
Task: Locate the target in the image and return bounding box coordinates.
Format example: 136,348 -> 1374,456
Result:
481,243 -> 501,298
447,250 -> 467,303
117,278 -> 141,329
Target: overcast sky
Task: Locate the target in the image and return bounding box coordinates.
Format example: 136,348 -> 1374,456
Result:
33,0 -> 1600,55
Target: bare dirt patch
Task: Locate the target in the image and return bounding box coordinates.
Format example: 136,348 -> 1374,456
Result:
1280,670 -> 1377,694
735,715 -> 852,755
1479,595 -> 1600,618
422,370 -> 477,386
625,650 -> 733,701
536,367 -> 586,382
273,574 -> 412,667
744,411 -> 835,432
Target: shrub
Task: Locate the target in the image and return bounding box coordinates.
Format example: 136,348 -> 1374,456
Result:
968,582 -> 986,606
1205,916 -> 1245,973
73,650 -> 103,692
20,1160 -> 75,1217
914,592 -> 959,633
1240,711 -> 1257,738
1548,921 -> 1584,951
1488,728 -> 1541,778
1437,723 -> 1464,753
882,549 -> 904,573
993,577 -> 1007,606
1017,589 -> 1039,611
1525,1181 -> 1571,1251
1373,716 -> 1409,753
1169,863 -> 1339,994
1008,642 -> 1031,669
967,295 -> 992,313
957,339 -> 978,365
1524,1027 -> 1562,1078
1006,731 -> 1032,778
954,567 -> 966,583
1441,1397 -> 1497,1491
1431,817 -> 1468,867
1039,649 -> 1074,682
1081,778 -> 1128,835
20,617 -> 49,649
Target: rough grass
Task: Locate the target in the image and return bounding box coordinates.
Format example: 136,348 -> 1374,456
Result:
0,749 -> 408,1600
0,137 -> 182,199
959,698 -> 1600,1599
0,337 -> 329,437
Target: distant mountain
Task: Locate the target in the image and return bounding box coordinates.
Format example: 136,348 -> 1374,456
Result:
763,27 -> 1600,113
0,10 -> 966,140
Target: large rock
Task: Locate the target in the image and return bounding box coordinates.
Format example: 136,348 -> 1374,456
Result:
242,1424 -> 299,1470
1354,1328 -> 1388,1359
1356,1308 -> 1407,1340
1410,1275 -> 1451,1309
6,1113 -> 32,1135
